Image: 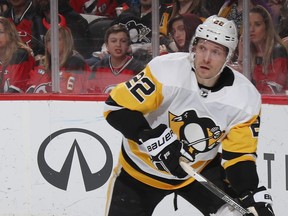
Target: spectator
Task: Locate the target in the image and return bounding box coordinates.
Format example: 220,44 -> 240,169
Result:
69,0 -> 87,13
237,5 -> 288,94
269,0 -> 288,39
167,13 -> 202,52
0,17 -> 35,93
0,0 -> 9,16
69,0 -> 118,18
85,17 -> 115,66
169,0 -> 209,22
271,1 -> 288,49
202,0 -> 225,17
159,0 -> 208,43
87,24 -> 144,94
125,0 -> 140,9
4,0 -> 45,60
218,0 -> 270,36
35,0 -> 92,59
26,26 -> 90,93
110,0 -> 171,65
103,15 -> 274,216
267,0 -> 286,30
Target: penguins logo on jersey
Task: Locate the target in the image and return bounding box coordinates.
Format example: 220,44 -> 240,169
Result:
169,110 -> 225,161
119,20 -> 151,43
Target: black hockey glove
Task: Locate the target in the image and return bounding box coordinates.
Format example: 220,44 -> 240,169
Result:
138,124 -> 188,178
240,186 -> 274,216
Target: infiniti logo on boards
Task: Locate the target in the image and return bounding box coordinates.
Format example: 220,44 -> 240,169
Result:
37,128 -> 113,192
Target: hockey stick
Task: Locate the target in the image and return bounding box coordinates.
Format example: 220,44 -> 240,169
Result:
179,157 -> 252,215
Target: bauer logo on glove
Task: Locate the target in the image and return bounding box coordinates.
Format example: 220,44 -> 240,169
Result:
139,125 -> 177,156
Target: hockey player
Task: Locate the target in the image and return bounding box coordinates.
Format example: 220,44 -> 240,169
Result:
103,15 -> 275,216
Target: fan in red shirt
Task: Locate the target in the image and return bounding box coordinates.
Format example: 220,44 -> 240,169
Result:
250,6 -> 288,94
26,26 -> 90,93
236,5 -> 288,94
0,17 -> 35,93
87,24 -> 144,94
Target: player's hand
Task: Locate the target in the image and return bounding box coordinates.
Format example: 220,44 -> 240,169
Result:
138,124 -> 187,178
240,186 -> 274,216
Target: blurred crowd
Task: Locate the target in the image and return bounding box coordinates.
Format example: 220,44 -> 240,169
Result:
0,0 -> 287,95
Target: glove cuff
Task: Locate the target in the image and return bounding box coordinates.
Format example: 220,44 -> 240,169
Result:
241,186 -> 273,207
253,187 -> 273,205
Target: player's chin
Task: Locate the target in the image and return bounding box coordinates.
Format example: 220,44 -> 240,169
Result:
197,70 -> 211,78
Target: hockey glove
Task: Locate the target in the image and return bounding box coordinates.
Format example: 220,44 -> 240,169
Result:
138,124 -> 188,178
240,186 -> 274,216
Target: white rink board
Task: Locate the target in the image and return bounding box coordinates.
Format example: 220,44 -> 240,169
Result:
0,100 -> 286,216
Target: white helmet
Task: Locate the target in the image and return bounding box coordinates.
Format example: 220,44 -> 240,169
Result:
193,15 -> 238,60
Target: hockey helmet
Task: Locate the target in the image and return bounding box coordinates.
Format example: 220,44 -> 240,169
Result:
192,15 -> 238,60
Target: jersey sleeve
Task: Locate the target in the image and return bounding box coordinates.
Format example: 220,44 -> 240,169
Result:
221,114 -> 260,168
103,61 -> 166,141
223,119 -> 260,195
221,114 -> 261,196
105,64 -> 164,115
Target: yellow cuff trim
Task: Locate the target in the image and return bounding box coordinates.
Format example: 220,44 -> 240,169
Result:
223,154 -> 256,169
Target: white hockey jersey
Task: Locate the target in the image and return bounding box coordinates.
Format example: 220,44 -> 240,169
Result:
104,52 -> 261,190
